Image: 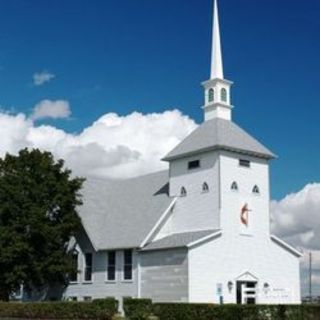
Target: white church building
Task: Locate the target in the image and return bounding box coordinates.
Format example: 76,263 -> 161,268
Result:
65,0 -> 301,305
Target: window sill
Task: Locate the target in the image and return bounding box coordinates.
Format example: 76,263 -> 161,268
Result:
69,281 -> 79,285
105,280 -> 117,284
82,281 -> 93,284
121,279 -> 134,283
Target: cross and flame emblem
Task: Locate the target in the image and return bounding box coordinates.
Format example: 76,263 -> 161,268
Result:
240,203 -> 252,227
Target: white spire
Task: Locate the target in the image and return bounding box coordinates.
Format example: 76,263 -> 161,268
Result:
211,0 -> 224,79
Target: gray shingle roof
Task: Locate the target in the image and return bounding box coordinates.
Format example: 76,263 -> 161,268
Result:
78,170 -> 173,250
141,230 -> 218,251
163,118 -> 275,161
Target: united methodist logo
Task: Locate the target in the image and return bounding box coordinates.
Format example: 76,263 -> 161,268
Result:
240,203 -> 251,227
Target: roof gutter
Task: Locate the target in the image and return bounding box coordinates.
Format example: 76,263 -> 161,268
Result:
187,230 -> 222,248
271,235 -> 303,257
162,145 -> 276,162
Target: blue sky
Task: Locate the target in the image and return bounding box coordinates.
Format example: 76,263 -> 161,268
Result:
0,0 -> 320,297
0,0 -> 319,200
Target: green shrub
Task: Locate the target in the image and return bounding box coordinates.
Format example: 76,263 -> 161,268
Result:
93,298 -> 119,315
152,303 -> 320,320
123,298 -> 153,320
0,298 -> 118,319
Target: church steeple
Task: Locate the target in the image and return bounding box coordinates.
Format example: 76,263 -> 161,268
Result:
202,0 -> 233,122
211,0 -> 223,79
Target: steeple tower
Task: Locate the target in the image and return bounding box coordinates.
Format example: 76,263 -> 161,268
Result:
202,0 -> 233,121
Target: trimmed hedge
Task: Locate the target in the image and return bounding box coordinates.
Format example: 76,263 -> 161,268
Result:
123,299 -> 320,320
152,303 -> 320,320
123,298 -> 153,320
0,298 -> 118,319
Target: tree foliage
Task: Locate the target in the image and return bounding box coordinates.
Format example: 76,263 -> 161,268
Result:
0,149 -> 84,300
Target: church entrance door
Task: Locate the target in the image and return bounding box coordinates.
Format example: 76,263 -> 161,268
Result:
236,281 -> 257,304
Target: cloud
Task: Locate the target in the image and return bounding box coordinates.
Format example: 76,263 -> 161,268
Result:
271,184 -> 320,296
31,100 -> 71,121
0,108 -> 197,179
33,71 -> 55,86
271,184 -> 320,250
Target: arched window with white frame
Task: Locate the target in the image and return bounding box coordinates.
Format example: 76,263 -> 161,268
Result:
70,250 -> 79,283
252,185 -> 260,194
202,182 -> 209,193
180,187 -> 187,197
221,88 -> 227,102
231,181 -> 238,191
208,88 -> 214,102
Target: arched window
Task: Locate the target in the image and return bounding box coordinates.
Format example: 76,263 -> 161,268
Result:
180,187 -> 187,197
70,250 -> 79,282
208,88 -> 214,102
231,181 -> 238,191
252,185 -> 260,194
202,182 -> 209,193
221,88 -> 227,102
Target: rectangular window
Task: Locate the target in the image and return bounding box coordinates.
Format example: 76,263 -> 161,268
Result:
83,296 -> 92,302
84,253 -> 93,282
70,251 -> 78,282
107,251 -> 116,281
123,250 -> 133,281
239,159 -> 250,168
69,296 -> 78,302
188,160 -> 200,170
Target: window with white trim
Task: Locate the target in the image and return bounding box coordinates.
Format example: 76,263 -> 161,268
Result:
83,296 -> 92,301
107,251 -> 116,281
239,159 -> 251,168
123,250 -> 133,281
68,296 -> 78,302
84,253 -> 93,282
188,160 -> 200,170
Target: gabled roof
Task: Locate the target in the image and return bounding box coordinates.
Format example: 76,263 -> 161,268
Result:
141,230 -> 219,251
78,170 -> 173,251
163,118 -> 275,161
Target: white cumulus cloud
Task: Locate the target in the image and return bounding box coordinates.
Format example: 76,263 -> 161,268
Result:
271,183 -> 320,250
271,184 -> 320,296
31,100 -> 71,121
0,108 -> 197,179
33,71 -> 55,86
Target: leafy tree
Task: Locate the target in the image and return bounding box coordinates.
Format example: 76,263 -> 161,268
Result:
0,149 -> 84,301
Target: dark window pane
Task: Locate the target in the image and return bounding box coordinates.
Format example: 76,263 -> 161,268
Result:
84,253 -> 92,281
70,252 -> 78,282
124,250 -> 132,264
124,265 -> 132,280
107,266 -> 116,281
108,251 -> 116,265
107,251 -> 116,281
239,159 -> 250,168
84,268 -> 92,281
188,160 -> 200,170
123,250 -> 133,280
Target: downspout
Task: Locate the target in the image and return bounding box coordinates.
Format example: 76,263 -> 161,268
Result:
137,251 -> 141,298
